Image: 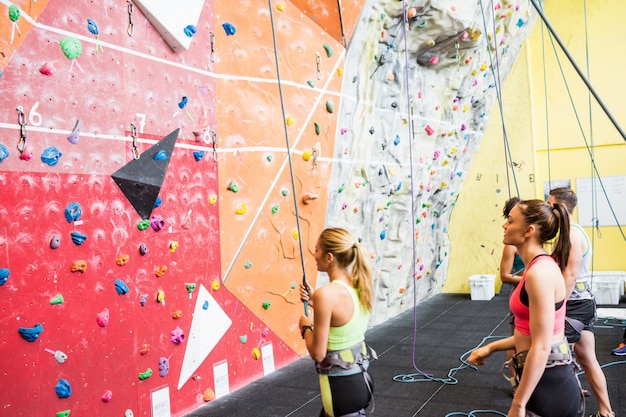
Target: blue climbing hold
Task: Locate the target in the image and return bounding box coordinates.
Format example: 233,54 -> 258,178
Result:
0,268 -> 9,285
154,196 -> 162,208
64,202 -> 82,223
193,151 -> 205,161
41,146 -> 63,166
184,25 -> 197,37
55,378 -> 72,398
115,278 -> 129,295
202,300 -> 209,310
18,323 -> 43,342
70,231 -> 87,245
154,150 -> 167,160
379,230 -> 386,240
87,18 -> 99,35
0,144 -> 9,163
222,22 -> 236,36
178,96 -> 188,109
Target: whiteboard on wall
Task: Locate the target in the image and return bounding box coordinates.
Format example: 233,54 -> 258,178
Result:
575,176 -> 626,226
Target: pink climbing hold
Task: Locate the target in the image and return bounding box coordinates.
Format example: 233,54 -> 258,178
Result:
425,125 -> 435,136
19,145 -> 34,161
429,56 -> 439,65
96,308 -> 110,327
101,390 -> 113,402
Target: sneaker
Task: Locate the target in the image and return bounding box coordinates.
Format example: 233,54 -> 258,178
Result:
612,343 -> 626,356
589,412 -> 616,417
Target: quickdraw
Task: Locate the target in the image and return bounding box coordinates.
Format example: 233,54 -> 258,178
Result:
16,106 -> 26,153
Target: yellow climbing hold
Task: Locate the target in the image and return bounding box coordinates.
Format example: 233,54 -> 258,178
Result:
209,194 -> 217,204
286,115 -> 295,126
252,347 -> 261,360
276,2 -> 285,11
425,39 -> 435,47
292,229 -> 299,240
337,67 -> 343,76
235,202 -> 247,215
211,279 -> 220,291
302,150 -> 312,161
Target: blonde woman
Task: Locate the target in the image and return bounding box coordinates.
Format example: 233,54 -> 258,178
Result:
299,228 -> 375,417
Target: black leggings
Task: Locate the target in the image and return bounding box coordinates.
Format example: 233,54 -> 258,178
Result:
517,364 -> 582,417
318,372 -> 373,417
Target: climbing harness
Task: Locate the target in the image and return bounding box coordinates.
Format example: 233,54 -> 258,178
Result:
127,0 -> 134,36
16,106 -> 26,153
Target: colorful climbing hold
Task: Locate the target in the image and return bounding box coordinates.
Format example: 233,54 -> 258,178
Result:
184,25 -> 197,37
239,335 -> 247,344
137,220 -> 150,230
67,119 -> 82,144
211,279 -> 220,291
209,194 -> 217,204
193,150 -> 205,161
70,231 -> 87,245
56,410 -> 71,417
55,378 -> 72,398
70,260 -> 87,273
154,150 -> 167,160
185,283 -> 197,293
325,100 -> 334,113
302,150 -> 312,161
115,278 -> 129,295
96,308 -> 110,327
101,390 -> 113,402
155,265 -> 167,277
323,43 -> 333,58
307,80 -> 315,88
169,241 -> 179,253
50,294 -> 64,305
0,268 -> 9,285
41,146 -> 63,166
39,62 -> 54,76
244,261 -> 252,269
18,323 -> 43,342
222,22 -> 236,36
286,115 -> 295,126
64,202 -> 82,223
116,254 -> 130,266
151,215 -> 165,231
139,344 -> 150,355
235,202 -> 247,215
0,144 -> 9,163
281,188 -> 288,196
158,357 -> 170,377
171,326 -> 185,344
252,347 -> 261,360
227,180 -> 239,192
203,388 -> 215,402
8,5 -> 19,22
271,205 -> 279,214
138,368 -> 153,380
314,122 -> 321,135
140,294 -> 149,306
262,301 -> 271,310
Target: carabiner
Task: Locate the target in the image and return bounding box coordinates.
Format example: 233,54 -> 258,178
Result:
315,52 -> 322,80
16,106 -> 26,153
127,1 -> 134,36
130,122 -> 140,160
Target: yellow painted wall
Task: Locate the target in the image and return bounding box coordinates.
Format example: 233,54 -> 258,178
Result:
445,0 -> 626,293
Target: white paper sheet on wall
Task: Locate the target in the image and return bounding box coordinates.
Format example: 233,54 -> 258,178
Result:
177,284 -> 232,390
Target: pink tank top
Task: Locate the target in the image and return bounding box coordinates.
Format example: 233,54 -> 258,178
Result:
509,254 -> 566,336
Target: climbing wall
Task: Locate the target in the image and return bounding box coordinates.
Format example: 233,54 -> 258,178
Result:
0,0 -> 358,415
0,0 -> 540,415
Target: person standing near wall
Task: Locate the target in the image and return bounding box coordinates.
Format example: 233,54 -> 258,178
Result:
499,197 -> 524,393
469,199 -> 583,417
548,187 -> 615,417
298,227 -> 375,417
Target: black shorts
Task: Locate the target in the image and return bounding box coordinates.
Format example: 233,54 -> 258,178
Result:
565,298 -> 596,343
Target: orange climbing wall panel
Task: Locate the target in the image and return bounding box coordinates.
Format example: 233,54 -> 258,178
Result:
291,0 -> 364,45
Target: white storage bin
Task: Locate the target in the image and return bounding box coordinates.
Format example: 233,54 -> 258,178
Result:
592,271 -> 626,305
469,274 -> 495,301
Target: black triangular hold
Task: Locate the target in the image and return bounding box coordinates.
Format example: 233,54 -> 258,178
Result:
111,128 -> 179,220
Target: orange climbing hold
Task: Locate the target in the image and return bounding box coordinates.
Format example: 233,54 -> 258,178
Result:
172,310 -> 183,319
155,265 -> 167,277
203,388 -> 215,402
70,260 -> 87,273
116,255 -> 130,266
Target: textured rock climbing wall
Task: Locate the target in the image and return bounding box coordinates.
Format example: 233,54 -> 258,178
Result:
0,0 -> 539,416
324,0 -> 540,325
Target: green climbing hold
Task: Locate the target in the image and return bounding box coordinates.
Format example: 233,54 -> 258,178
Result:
281,189 -> 288,197
50,294 -> 64,305
307,80 -> 315,88
139,368 -> 153,380
266,154 -> 273,162
262,301 -> 271,310
59,38 -> 83,60
314,122 -> 321,135
271,205 -> 279,214
56,410 -> 71,417
227,181 -> 239,192
323,44 -> 333,58
244,261 -> 252,269
239,335 -> 247,343
338,183 -> 345,193
9,5 -> 20,22
325,100 -> 334,114
137,219 -> 151,230
185,283 -> 197,293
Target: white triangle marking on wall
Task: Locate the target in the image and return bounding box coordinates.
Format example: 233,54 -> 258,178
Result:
177,283 -> 232,390
133,0 -> 205,52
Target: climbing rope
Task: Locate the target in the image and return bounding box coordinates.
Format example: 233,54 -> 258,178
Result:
267,0 -> 309,315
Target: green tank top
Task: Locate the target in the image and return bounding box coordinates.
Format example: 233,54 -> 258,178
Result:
327,280 -> 370,351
